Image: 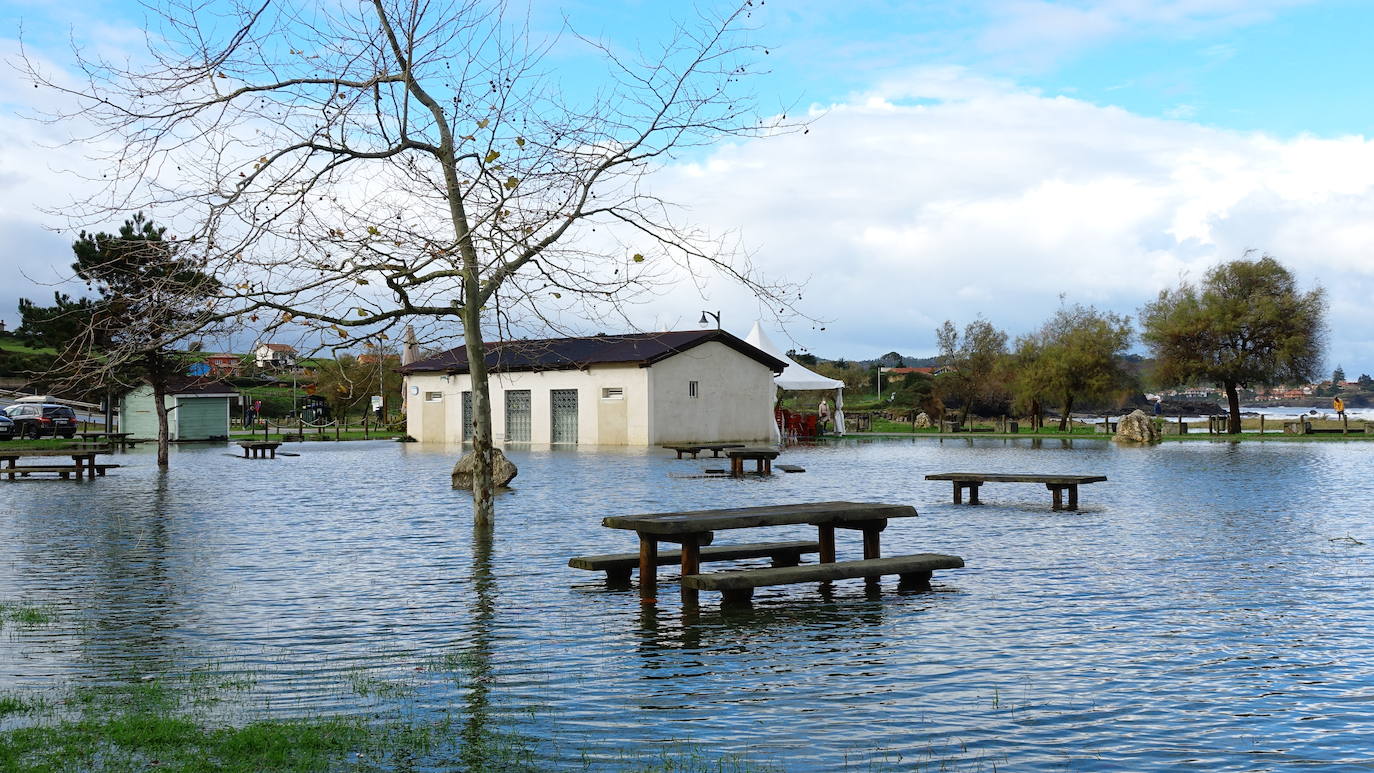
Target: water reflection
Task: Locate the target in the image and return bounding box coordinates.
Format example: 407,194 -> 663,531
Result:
4,438 -> 1374,770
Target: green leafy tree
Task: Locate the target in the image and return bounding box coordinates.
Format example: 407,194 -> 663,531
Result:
15,292 -> 99,350
60,214 -> 223,466
880,351 -> 904,368
1141,255 -> 1326,434
935,319 -> 1008,427
1015,304 -> 1134,431
1332,364 -> 1346,386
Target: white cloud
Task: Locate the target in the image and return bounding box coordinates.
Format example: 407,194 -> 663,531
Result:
643,67 -> 1374,371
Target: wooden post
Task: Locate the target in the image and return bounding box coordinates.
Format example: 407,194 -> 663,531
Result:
818,525 -> 836,564
680,539 -> 701,606
1343,414 -> 1349,435
335,418 -> 340,441
364,411 -> 369,440
1178,415 -> 1184,435
952,481 -> 963,504
1259,414 -> 1264,435
1049,485 -> 1063,511
638,535 -> 658,602
1068,485 -> 1078,511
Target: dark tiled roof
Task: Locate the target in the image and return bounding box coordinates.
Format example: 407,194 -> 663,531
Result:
163,377 -> 238,396
399,329 -> 787,375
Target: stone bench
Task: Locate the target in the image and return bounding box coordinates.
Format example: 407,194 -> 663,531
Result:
569,540 -> 821,584
682,553 -> 965,604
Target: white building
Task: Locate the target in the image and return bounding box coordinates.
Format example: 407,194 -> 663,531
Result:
254,343 -> 298,369
399,330 -> 786,445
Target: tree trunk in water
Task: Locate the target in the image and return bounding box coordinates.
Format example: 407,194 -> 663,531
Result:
152,381 -> 170,467
1030,399 -> 1041,432
461,306 -> 496,526
1058,394 -> 1074,432
1225,381 -> 1242,434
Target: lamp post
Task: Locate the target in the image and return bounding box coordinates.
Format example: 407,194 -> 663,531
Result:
698,310 -> 721,329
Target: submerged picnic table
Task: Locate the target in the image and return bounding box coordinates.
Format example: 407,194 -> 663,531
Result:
925,472 -> 1107,511
725,447 -> 780,477
236,441 -> 283,459
0,449 -> 118,481
663,443 -> 747,459
74,431 -> 138,450
600,501 -> 962,605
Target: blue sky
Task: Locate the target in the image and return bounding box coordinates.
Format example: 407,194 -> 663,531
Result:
3,0 -> 1374,375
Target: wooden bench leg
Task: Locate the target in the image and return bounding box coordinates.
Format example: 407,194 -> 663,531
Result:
898,570 -> 933,592
1067,485 -> 1078,511
605,567 -> 632,585
721,588 -> 754,606
771,550 -> 801,568
1048,485 -> 1063,510
639,535 -> 658,603
730,458 -> 743,478
680,539 -> 701,607
967,483 -> 981,505
952,481 -> 962,504
818,525 -> 836,563
862,526 -> 882,586
762,458 -> 772,475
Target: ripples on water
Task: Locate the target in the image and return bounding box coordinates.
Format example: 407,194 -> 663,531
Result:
3,437 -> 1374,770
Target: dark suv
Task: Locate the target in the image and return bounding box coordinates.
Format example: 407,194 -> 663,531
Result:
3,403 -> 78,439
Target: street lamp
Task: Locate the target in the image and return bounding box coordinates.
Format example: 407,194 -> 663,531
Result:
698,310 -> 721,329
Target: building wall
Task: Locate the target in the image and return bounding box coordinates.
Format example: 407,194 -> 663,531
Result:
647,341 -> 776,444
120,385 -> 173,440
403,342 -> 775,445
405,365 -> 651,445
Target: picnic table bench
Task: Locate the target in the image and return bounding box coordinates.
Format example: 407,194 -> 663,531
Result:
237,441 -> 283,458
925,472 -> 1107,511
601,501 -> 963,605
725,447 -> 780,477
1,449 -> 118,481
663,443 -> 746,459
570,540 -> 821,584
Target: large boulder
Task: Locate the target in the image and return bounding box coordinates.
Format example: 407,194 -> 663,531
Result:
1113,409 -> 1161,444
913,412 -> 933,429
452,448 -> 519,489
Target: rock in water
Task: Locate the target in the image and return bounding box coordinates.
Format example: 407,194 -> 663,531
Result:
1113,409 -> 1161,444
913,412 -> 933,429
452,448 -> 519,489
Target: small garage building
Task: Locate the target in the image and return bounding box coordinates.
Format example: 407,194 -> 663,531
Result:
119,379 -> 237,441
399,330 -> 786,446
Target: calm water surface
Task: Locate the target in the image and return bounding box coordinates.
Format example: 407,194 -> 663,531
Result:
2,437 -> 1373,770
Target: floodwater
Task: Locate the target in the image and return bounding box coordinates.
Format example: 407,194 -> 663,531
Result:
2,437 -> 1373,770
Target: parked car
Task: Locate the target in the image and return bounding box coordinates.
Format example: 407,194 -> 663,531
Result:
2,403 -> 78,439
0,413 -> 14,440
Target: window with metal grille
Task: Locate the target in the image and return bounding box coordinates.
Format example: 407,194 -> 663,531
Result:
688,380 -> 699,398
550,389 -> 578,444
505,390 -> 531,442
461,391 -> 473,441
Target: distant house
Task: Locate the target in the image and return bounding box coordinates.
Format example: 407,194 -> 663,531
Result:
119,378 -> 237,441
204,353 -> 242,377
254,343 -> 298,370
399,329 -> 786,445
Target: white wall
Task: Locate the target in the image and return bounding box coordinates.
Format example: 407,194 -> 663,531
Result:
648,341 -> 777,444
405,364 -> 650,445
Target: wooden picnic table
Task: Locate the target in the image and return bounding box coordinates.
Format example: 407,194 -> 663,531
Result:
925,472 -> 1107,511
725,447 -> 780,477
1,449 -> 115,481
237,441 -> 283,459
74,431 -> 138,450
603,501 -> 917,604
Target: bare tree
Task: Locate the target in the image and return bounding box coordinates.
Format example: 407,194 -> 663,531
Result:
21,0 -> 802,523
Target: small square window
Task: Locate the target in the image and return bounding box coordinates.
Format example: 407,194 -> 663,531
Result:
688,380 -> 699,398
424,391 -> 444,402
601,387 -> 624,400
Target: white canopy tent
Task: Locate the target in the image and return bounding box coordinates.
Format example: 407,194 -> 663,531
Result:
745,321 -> 846,441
